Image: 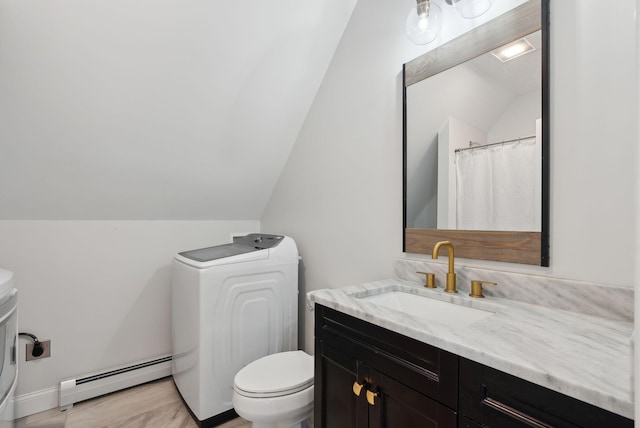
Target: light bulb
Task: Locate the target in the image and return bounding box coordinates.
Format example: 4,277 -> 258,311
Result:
491,38 -> 536,62
501,44 -> 526,58
405,1 -> 443,45
417,16 -> 428,31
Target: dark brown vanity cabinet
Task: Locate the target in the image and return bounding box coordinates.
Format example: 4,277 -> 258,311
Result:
315,305 -> 458,428
459,358 -> 633,428
315,304 -> 634,428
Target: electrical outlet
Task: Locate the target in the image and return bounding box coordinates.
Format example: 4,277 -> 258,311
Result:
26,340 -> 51,361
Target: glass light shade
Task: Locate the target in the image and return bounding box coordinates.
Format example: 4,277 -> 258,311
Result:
448,0 -> 492,19
405,1 -> 443,45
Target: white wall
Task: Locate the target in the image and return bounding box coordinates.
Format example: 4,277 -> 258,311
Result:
0,0 -> 356,220
487,90 -> 540,142
550,0 -> 636,284
262,0 -> 638,354
0,220 -> 258,399
262,0 -> 411,352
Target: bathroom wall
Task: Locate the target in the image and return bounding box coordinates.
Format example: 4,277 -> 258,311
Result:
0,0 -> 356,221
261,0 -> 638,352
486,90 -> 540,143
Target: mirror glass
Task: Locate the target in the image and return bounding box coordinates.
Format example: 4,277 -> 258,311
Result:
406,31 -> 542,231
403,0 -> 549,266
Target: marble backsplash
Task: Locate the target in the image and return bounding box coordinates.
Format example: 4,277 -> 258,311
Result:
395,258 -> 634,323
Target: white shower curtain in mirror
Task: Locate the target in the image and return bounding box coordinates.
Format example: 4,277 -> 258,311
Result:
455,138 -> 538,231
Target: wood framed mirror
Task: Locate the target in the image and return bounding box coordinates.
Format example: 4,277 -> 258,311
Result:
403,0 -> 549,266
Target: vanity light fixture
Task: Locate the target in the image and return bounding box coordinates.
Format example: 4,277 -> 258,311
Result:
445,0 -> 492,19
491,37 -> 536,62
405,0 -> 443,45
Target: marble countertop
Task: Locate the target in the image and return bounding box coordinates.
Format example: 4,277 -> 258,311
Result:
308,279 -> 634,419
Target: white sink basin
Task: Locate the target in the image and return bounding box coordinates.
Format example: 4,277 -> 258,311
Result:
360,290 -> 494,328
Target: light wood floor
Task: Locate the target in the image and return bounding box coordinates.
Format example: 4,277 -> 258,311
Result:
16,377 -> 251,428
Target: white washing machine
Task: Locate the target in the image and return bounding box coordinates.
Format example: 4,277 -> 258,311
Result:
0,270 -> 18,428
171,234 -> 299,427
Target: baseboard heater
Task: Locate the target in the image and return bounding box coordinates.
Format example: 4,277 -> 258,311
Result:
59,354 -> 172,411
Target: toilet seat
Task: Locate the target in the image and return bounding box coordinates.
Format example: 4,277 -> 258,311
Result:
234,351 -> 314,398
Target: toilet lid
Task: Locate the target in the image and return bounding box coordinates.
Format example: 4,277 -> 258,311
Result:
234,351 -> 314,398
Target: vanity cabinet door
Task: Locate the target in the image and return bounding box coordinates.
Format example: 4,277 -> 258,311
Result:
368,369 -> 457,428
459,358 -> 633,428
314,338 -> 368,428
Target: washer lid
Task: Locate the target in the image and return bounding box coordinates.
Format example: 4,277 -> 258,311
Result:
175,234 -> 287,268
234,351 -> 314,398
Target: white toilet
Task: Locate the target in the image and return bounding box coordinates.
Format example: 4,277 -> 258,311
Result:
233,350 -> 314,428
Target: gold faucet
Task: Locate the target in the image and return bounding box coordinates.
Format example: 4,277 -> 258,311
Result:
432,241 -> 456,293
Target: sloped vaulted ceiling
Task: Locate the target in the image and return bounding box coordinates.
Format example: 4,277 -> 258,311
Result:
0,0 -> 357,220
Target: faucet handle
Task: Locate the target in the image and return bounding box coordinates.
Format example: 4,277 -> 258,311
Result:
469,280 -> 496,298
416,271 -> 436,288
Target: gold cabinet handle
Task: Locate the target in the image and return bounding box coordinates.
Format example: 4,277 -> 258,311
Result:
352,381 -> 364,397
366,389 -> 378,406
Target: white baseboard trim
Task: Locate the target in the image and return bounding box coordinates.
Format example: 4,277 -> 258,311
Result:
59,356 -> 172,411
13,386 -> 60,419
14,355 -> 172,419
